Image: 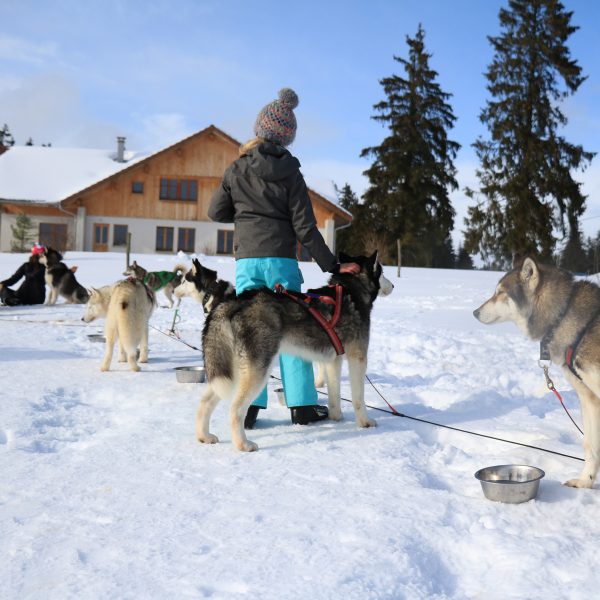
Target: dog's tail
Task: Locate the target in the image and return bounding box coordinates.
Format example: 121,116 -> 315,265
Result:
173,263 -> 188,283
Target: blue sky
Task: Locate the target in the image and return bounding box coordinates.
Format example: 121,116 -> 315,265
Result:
2,0 -> 599,246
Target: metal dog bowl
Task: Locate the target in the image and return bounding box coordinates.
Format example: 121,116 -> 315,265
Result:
175,366 -> 206,383
474,464 -> 545,503
87,334 -> 106,343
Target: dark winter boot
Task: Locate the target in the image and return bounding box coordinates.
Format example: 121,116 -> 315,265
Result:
244,405 -> 261,430
290,405 -> 329,425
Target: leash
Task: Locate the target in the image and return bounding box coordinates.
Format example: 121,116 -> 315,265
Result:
149,322 -> 202,352
149,324 -> 584,462
271,373 -> 585,463
538,361 -> 584,435
170,308 -> 181,335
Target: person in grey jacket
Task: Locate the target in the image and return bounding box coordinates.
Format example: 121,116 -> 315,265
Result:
208,88 -> 359,429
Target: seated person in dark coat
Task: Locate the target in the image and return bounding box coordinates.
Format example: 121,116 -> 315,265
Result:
0,244 -> 47,306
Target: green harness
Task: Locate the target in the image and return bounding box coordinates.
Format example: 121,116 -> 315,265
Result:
143,271 -> 178,291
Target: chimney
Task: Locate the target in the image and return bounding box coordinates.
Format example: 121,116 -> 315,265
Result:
116,136 -> 126,162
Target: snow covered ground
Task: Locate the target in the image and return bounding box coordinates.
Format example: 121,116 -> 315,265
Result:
2,251 -> 599,600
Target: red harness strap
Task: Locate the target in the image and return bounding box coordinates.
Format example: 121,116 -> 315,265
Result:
274,284 -> 345,355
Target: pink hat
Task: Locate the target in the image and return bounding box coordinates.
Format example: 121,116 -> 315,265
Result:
31,244 -> 46,256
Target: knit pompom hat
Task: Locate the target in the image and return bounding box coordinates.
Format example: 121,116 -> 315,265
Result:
254,88 -> 299,147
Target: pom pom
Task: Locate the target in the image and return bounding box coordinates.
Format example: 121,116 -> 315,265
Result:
278,88 -> 299,109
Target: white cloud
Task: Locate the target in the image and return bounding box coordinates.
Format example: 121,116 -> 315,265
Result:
0,34 -> 57,64
301,158 -> 369,202
133,113 -> 194,150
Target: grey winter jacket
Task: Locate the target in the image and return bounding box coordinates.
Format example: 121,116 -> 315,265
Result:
208,142 -> 338,272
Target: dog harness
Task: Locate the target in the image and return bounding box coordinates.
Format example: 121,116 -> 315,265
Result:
126,276 -> 156,305
274,283 -> 345,355
540,289 -> 600,381
564,307 -> 600,381
143,271 -> 178,291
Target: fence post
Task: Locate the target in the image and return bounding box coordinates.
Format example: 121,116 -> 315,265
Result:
126,232 -> 132,268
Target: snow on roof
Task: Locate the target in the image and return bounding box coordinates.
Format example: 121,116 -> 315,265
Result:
0,145 -> 151,204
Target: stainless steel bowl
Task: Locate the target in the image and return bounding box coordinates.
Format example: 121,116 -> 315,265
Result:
475,464 -> 545,503
87,334 -> 106,343
174,366 -> 206,383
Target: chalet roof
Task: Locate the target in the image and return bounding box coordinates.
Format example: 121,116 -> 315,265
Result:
0,125 -> 352,221
0,145 -> 150,204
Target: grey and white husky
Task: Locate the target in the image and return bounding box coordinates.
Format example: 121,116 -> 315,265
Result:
39,247 -> 89,305
197,252 -> 394,452
474,255 -> 600,488
82,279 -> 156,372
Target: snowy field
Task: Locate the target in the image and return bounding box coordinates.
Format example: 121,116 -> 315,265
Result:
2,250 -> 599,600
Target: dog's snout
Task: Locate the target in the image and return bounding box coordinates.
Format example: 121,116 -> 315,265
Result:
473,308 -> 480,320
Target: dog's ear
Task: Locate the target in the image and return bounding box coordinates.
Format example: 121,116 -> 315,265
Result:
133,260 -> 138,267
368,250 -> 379,271
519,257 -> 540,290
192,258 -> 201,274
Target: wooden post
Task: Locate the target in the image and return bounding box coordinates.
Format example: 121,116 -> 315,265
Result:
397,239 -> 401,278
126,232 -> 132,268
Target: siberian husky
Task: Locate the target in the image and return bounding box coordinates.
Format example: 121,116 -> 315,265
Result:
82,279 -> 156,372
39,247 -> 89,305
181,258 -> 330,390
123,260 -> 187,308
197,251 -> 394,451
176,258 -> 235,314
474,255 -> 600,488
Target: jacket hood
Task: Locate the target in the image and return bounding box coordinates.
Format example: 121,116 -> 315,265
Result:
245,142 -> 300,182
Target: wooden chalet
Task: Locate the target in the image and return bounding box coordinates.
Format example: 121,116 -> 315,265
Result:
0,126 -> 352,258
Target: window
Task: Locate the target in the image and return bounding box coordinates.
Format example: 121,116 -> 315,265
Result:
177,228 -> 195,253
94,224 -> 108,244
132,181 -> 144,194
159,178 -> 198,201
217,229 -> 234,254
113,224 -> 128,246
39,223 -> 68,251
156,226 -> 174,251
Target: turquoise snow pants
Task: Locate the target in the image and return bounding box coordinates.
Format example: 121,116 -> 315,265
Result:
235,257 -> 318,408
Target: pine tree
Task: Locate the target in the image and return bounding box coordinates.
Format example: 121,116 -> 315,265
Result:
11,212 -> 36,252
456,245 -> 475,270
561,224 -> 588,273
360,25 -> 460,268
0,124 -> 15,147
464,0 -> 595,268
333,183 -> 361,255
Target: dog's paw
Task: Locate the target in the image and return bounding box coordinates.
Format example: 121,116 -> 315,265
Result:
100,365 -> 109,372
198,433 -> 219,444
237,440 -> 259,452
564,478 -> 594,489
328,408 -> 343,421
357,417 -> 377,428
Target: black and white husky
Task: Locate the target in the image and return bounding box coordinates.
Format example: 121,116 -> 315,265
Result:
197,252 -> 394,451
176,258 -> 235,314
39,247 -> 89,305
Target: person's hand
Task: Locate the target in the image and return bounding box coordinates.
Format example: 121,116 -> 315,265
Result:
338,262 -> 360,275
